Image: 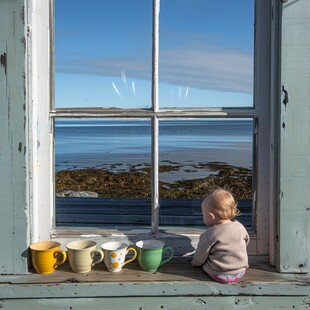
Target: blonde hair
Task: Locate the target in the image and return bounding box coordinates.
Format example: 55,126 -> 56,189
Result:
202,189 -> 240,220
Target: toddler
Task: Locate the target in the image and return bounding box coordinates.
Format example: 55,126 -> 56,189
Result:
191,188 -> 250,283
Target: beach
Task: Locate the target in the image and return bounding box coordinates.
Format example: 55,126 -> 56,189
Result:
55,119 -> 253,200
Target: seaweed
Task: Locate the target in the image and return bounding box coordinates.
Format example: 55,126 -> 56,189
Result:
56,161 -> 252,199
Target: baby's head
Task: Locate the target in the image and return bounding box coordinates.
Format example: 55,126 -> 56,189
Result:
202,189 -> 239,225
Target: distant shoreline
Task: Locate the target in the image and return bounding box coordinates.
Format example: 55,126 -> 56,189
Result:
56,141 -> 252,183
56,161 -> 252,200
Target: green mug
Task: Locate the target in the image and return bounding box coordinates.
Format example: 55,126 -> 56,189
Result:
136,240 -> 173,272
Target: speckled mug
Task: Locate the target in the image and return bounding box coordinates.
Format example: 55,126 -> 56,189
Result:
101,241 -> 137,272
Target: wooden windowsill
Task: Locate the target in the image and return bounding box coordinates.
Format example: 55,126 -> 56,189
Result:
0,256 -> 309,299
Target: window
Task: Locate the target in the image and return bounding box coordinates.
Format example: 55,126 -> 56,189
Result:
32,0 -> 272,255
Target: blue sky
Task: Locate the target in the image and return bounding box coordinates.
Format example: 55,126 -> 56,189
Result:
55,0 -> 254,108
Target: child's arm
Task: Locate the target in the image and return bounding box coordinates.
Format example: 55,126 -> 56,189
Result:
245,231 -> 250,245
191,232 -> 211,267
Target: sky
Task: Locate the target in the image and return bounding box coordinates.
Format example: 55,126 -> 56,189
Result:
55,0 -> 254,108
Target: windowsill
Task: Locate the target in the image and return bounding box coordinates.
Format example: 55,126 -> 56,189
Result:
51,229 -> 258,257
1,256 -> 309,299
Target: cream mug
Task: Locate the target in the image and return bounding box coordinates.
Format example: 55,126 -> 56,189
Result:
101,241 -> 137,272
66,240 -> 104,273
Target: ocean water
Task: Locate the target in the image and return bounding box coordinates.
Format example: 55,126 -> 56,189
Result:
55,118 -> 253,182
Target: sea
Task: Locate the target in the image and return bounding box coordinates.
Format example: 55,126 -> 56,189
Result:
55,118 -> 253,182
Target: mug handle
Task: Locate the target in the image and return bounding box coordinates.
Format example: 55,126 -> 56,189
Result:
91,250 -> 104,266
123,247 -> 137,266
54,250 -> 67,268
160,246 -> 173,266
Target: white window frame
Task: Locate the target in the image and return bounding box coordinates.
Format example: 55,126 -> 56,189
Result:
29,0 -> 274,258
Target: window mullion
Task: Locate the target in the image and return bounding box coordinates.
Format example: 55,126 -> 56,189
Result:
152,0 -> 160,113
151,116 -> 159,235
151,0 -> 160,235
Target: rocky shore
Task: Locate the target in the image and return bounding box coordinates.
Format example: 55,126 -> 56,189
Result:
56,161 -> 252,200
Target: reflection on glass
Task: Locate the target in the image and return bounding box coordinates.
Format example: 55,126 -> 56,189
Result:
159,118 -> 253,228
55,0 -> 152,108
55,118 -> 151,228
159,0 -> 254,108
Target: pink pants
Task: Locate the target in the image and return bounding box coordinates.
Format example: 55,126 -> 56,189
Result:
208,270 -> 245,283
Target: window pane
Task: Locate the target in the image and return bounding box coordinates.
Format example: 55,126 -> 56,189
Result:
55,118 -> 151,229
159,0 -> 254,108
159,119 -> 253,229
54,0 -> 152,108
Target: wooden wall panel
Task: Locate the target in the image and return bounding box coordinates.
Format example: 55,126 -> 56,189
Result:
279,0 -> 310,273
0,296 -> 309,310
0,0 -> 29,274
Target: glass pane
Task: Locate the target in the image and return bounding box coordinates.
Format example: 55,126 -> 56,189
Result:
54,0 -> 152,108
159,0 -> 254,108
159,119 -> 253,228
55,118 -> 151,229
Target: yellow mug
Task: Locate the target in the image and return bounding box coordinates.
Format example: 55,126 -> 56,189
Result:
30,241 -> 67,274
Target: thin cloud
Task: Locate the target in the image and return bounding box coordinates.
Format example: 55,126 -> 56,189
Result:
111,81 -> 122,100
57,45 -> 253,94
178,87 -> 182,101
184,87 -> 189,102
121,68 -> 127,86
131,81 -> 136,97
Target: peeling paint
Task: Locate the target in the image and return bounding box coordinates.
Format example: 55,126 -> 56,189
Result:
0,53 -> 7,75
21,6 -> 25,24
194,298 -> 207,305
282,85 -> 289,108
303,296 -> 310,305
20,36 -> 26,48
